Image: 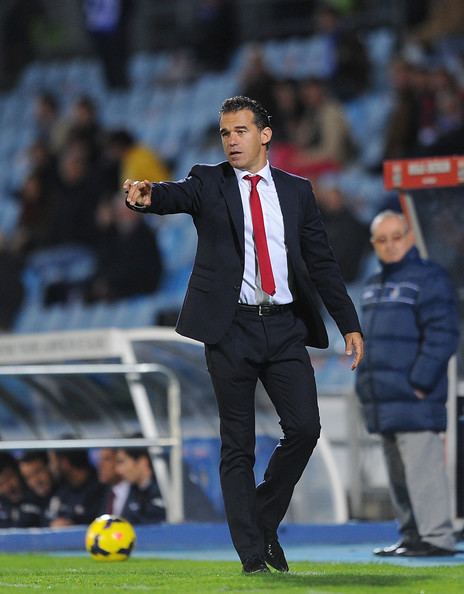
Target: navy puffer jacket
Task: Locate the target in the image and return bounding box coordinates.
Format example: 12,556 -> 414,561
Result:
355,247 -> 459,434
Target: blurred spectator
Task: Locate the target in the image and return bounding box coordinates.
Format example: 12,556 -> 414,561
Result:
115,446 -> 166,524
315,184 -> 370,283
313,3 -> 370,101
105,129 -> 171,189
33,92 -> 63,149
383,58 -> 421,160
272,77 -> 356,178
0,0 -> 46,89
44,188 -> 164,306
0,234 -> 25,331
54,96 -> 103,163
83,194 -> 164,303
96,448 -> 130,516
26,139 -> 59,195
411,66 -> 439,149
48,449 -> 105,527
46,147 -> 100,249
82,0 -> 133,89
408,0 -> 464,45
294,77 -> 356,163
404,0 -> 431,29
12,172 -> 54,257
18,450 -> 57,526
192,0 -> 237,72
86,195 -> 163,301
0,452 -> 42,527
240,46 -> 278,116
269,79 -> 301,143
418,79 -> 464,154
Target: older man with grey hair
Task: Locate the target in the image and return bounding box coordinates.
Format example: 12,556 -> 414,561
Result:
356,210 -> 459,557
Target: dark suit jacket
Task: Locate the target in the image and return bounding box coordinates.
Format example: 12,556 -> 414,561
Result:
129,161 -> 361,346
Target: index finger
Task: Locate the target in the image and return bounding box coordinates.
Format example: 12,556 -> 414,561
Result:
123,179 -> 133,192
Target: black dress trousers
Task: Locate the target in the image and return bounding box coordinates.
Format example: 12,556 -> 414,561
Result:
205,306 -> 321,561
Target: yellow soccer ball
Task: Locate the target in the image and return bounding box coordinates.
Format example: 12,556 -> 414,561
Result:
85,515 -> 136,561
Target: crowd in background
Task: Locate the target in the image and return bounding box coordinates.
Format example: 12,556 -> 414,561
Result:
0,0 -> 463,530
0,92 -> 169,330
0,0 -> 462,334
0,446 -> 166,528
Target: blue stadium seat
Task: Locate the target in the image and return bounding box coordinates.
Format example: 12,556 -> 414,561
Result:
0,198 -> 19,236
22,245 -> 96,306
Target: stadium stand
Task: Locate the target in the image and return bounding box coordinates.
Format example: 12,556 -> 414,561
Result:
0,27 -> 403,334
1,3 -> 463,531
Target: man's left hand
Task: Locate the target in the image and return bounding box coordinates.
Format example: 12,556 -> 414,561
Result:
344,332 -> 364,370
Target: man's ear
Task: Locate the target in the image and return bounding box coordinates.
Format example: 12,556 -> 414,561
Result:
261,126 -> 272,146
405,227 -> 416,248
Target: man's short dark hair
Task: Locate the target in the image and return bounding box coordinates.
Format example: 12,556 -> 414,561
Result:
219,96 -> 272,131
55,449 -> 90,469
118,446 -> 149,461
117,433 -> 150,461
19,450 -> 49,465
0,452 -> 19,473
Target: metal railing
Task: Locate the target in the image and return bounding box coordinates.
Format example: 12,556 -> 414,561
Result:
0,362 -> 183,523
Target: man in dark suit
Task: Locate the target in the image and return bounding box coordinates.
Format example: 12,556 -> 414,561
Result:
125,96 -> 364,574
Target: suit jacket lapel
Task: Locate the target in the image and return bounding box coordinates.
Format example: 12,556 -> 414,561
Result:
220,163 -> 245,256
271,167 -> 299,254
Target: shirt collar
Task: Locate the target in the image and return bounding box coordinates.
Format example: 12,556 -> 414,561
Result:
233,161 -> 272,185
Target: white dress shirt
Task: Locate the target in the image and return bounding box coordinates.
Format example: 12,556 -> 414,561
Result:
111,480 -> 131,516
234,162 -> 293,305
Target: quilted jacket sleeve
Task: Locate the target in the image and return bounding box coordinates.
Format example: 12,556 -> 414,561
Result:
409,265 -> 459,392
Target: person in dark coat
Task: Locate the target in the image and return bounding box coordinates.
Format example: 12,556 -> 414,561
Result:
18,450 -> 57,526
124,96 -> 363,574
356,210 -> 459,557
83,196 -> 163,303
115,446 -> 166,525
47,449 -> 105,527
0,452 -> 42,527
96,447 -> 130,517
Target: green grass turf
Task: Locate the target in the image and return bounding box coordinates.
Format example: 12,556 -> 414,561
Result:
0,555 -> 463,594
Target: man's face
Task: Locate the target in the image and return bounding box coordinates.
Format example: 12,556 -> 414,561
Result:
19,459 -> 53,498
371,216 -> 413,264
115,451 -> 141,485
98,448 -> 121,485
0,467 -> 23,503
219,108 -> 271,173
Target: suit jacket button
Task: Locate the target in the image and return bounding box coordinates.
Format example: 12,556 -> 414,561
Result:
234,284 -> 240,290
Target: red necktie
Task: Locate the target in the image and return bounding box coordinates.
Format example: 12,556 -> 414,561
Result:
244,175 -> 276,296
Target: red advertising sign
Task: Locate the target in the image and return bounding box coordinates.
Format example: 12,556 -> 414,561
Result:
384,156 -> 464,190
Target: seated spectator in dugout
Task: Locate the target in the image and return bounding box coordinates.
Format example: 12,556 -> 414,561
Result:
18,450 -> 57,526
48,449 -> 105,527
0,452 -> 42,528
115,446 -> 166,524
96,447 -> 130,517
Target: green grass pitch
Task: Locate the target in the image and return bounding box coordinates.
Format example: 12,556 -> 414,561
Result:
0,555 -> 463,594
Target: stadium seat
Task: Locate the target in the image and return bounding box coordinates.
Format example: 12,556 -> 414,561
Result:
22,245 -> 96,306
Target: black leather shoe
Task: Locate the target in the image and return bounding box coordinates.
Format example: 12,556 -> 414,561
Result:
373,541 -> 412,556
264,534 -> 289,572
395,541 -> 456,557
242,556 -> 269,574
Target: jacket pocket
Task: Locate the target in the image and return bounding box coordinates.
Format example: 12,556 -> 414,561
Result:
189,271 -> 212,293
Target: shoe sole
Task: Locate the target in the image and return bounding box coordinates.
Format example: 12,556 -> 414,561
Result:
243,568 -> 270,575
